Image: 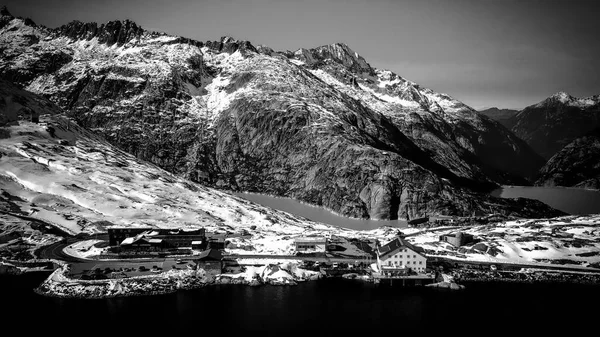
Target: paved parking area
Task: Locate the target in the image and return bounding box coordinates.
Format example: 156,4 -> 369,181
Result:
68,259 -> 197,279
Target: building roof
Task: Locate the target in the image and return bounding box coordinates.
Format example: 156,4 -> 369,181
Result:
197,249 -> 223,261
121,237 -> 135,245
108,226 -> 154,231
191,241 -> 204,245
440,231 -> 474,238
121,235 -> 151,245
378,237 -> 425,259
294,237 -> 327,243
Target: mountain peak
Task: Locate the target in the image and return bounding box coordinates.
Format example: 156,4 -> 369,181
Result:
549,91 -> 573,102
293,41 -> 374,75
1,5 -> 11,17
53,18 -> 145,45
220,36 -> 236,44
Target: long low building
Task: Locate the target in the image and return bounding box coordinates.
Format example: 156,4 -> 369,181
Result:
294,237 -> 327,253
108,227 -> 208,252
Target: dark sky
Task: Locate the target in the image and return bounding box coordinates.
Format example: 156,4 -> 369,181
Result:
3,0 -> 599,109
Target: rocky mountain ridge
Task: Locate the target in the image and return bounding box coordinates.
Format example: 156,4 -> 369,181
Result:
510,92 -> 600,160
535,128 -> 600,189
0,7 -> 558,221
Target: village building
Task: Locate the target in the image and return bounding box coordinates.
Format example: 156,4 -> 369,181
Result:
294,237 -> 327,253
109,227 -> 207,253
376,237 -> 427,275
439,232 -> 475,247
108,227 -> 154,246
206,234 -> 227,250
407,216 -> 429,227
195,249 -> 224,272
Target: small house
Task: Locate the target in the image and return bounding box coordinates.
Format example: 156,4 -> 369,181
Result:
407,216 -> 429,227
294,237 -> 327,253
377,237 -> 427,275
195,249 -> 223,272
439,232 -> 475,247
207,235 -> 226,250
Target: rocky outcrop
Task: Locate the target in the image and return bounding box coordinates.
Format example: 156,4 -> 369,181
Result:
535,128 -> 600,189
0,8 -> 562,221
53,19 -> 145,46
510,92 -> 600,160
0,79 -> 62,125
204,36 -> 257,55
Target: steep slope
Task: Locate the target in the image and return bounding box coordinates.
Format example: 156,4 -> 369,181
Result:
535,128 -> 600,189
0,78 -> 62,125
0,8 -> 557,220
510,92 -> 600,160
289,44 -> 544,183
478,107 -> 518,129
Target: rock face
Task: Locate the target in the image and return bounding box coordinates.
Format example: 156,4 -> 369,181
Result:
0,79 -> 62,125
536,128 -> 600,189
478,107 -> 518,129
510,92 -> 600,160
0,8 -> 559,221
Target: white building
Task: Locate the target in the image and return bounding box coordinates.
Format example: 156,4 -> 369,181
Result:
294,237 -> 327,253
377,237 -> 427,275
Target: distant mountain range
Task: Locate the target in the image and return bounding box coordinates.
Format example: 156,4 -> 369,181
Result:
0,6 -> 571,223
510,92 -> 600,160
478,92 -> 600,190
478,107 -> 519,129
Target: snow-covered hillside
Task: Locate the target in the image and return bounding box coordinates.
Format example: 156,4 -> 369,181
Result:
408,215 -> 600,268
0,114 -> 402,252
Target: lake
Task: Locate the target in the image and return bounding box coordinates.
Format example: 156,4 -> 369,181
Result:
3,272 -> 599,334
492,186 -> 600,215
236,192 -> 406,230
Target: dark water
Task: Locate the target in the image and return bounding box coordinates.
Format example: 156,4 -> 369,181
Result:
492,186 -> 600,215
3,272 -> 599,334
236,192 -> 407,230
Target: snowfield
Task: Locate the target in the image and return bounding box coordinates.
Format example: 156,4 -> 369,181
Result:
406,215 -> 600,269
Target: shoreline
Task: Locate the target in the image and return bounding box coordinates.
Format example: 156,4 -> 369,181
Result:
451,269 -> 600,285
33,262 -> 324,299
30,265 -> 600,299
234,191 -> 408,230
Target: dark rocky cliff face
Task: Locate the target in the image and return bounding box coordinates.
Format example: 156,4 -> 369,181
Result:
0,9 -> 564,221
53,19 -> 145,46
536,128 -> 600,190
510,93 -> 600,160
0,79 -> 62,126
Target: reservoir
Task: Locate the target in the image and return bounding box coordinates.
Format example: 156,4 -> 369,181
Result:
492,186 -> 600,215
236,192 -> 406,230
3,272 -> 599,334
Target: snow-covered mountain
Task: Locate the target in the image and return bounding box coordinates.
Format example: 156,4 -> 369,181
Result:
0,81 -> 563,264
511,92 -> 600,160
0,7 -> 553,220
